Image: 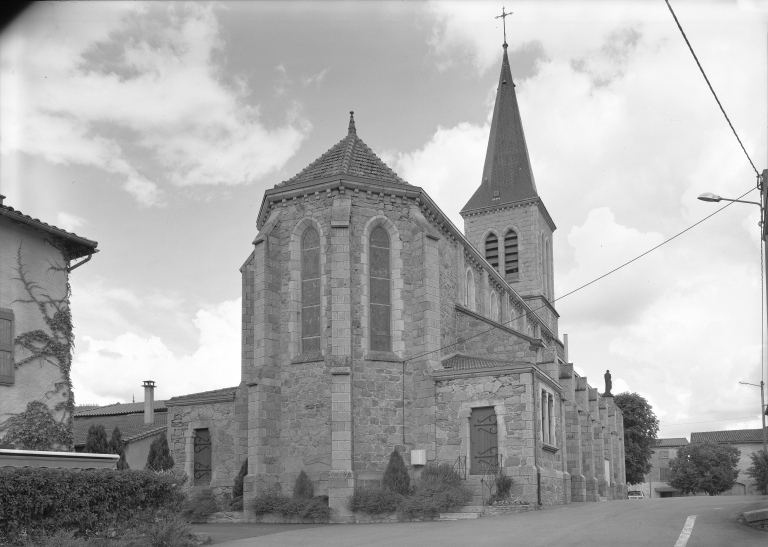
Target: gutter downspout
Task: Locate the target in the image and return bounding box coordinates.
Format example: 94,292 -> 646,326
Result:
68,252 -> 95,272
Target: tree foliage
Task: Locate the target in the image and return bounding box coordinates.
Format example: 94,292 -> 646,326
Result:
84,424 -> 110,454
145,435 -> 174,472
668,441 -> 740,496
745,449 -> 768,495
109,426 -> 129,470
382,449 -> 410,496
613,392 -> 659,485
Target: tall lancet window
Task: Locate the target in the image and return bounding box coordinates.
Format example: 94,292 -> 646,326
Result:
504,230 -> 519,281
370,226 -> 391,352
465,269 -> 475,311
485,233 -> 499,271
545,239 -> 552,299
490,292 -> 499,323
301,228 -> 321,353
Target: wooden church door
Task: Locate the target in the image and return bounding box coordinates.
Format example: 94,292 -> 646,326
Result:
470,407 -> 498,474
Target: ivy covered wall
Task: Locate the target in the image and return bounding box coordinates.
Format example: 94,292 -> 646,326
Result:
0,219 -> 75,451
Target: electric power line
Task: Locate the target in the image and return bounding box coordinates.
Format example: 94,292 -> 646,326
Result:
404,185 -> 759,364
664,0 -> 759,177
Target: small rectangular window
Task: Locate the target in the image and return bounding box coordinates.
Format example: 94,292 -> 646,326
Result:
0,308 -> 14,385
659,467 -> 670,481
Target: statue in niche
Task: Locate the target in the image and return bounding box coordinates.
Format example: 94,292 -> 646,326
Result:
604,370 -> 612,397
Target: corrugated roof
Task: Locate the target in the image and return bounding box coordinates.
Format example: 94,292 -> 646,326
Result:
441,353 -> 532,371
690,428 -> 768,444
461,44 -> 537,213
0,196 -> 98,259
655,438 -> 689,448
167,386 -> 238,403
73,413 -> 167,447
280,113 -> 407,186
74,400 -> 167,417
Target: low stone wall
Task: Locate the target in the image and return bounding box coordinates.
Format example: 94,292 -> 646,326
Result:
206,510 -> 439,524
483,503 -> 539,517
742,508 -> 768,531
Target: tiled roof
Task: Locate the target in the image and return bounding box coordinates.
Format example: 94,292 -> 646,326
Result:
461,45 -> 538,213
74,400 -> 167,417
690,428 -> 768,444
655,438 -> 689,448
167,386 -> 238,403
73,413 -> 167,447
441,353 -> 532,371
0,195 -> 98,259
280,113 -> 408,186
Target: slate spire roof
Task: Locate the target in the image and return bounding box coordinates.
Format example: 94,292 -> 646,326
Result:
461,43 -> 538,213
281,112 -> 407,186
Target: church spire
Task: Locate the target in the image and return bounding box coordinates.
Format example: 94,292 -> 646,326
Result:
461,42 -> 538,213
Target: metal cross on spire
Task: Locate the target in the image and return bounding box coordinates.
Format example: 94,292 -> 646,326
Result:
495,6 -> 512,46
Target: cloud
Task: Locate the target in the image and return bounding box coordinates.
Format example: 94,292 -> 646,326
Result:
301,68 -> 329,87
71,298 -> 241,404
0,3 -> 311,205
55,212 -> 88,233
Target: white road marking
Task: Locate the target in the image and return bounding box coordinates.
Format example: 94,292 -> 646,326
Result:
674,515 -> 698,547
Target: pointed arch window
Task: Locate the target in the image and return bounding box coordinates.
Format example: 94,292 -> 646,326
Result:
490,292 -> 499,323
504,230 -> 519,281
485,233 -> 499,271
465,269 -> 475,311
370,226 -> 391,352
301,228 -> 321,353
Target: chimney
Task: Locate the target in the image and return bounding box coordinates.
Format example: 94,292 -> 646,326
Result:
142,380 -> 155,425
0,195 -> 5,206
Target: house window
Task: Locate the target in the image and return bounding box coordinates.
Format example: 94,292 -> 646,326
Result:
370,226 -> 391,352
504,230 -> 519,281
659,467 -> 670,481
485,233 -> 499,271
0,309 -> 13,385
301,228 -> 321,353
541,389 -> 555,446
465,269 -> 475,311
193,429 -> 212,486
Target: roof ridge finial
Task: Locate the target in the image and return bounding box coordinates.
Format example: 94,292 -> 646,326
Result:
495,6 -> 512,48
348,111 -> 356,135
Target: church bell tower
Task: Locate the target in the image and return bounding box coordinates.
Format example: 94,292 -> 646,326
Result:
460,40 -> 558,332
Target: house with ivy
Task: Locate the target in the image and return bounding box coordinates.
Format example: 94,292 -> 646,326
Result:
0,194 -> 98,452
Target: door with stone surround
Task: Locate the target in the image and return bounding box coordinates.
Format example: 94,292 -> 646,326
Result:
470,407 -> 498,475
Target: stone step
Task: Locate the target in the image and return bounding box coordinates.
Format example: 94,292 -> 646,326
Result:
455,506 -> 484,513
439,512 -> 481,520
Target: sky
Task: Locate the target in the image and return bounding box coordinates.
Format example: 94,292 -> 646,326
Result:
1,0 -> 767,441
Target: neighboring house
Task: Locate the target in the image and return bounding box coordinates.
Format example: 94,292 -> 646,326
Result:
633,438 -> 689,498
690,428 -> 768,495
168,41 -> 629,521
0,194 -> 98,451
73,381 -> 166,469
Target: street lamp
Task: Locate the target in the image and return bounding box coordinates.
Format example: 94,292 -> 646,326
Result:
699,180 -> 768,492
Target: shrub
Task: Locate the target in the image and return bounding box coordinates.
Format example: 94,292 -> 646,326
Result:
745,449 -> 768,495
293,470 -> 314,499
0,467 -> 185,540
347,487 -> 403,514
145,435 -> 174,472
382,449 -> 410,496
249,486 -> 330,521
181,490 -> 220,523
494,475 -> 514,500
398,462 -> 472,517
109,427 -> 129,470
84,424 -> 110,454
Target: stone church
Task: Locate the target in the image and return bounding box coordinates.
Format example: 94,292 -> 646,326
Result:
167,42 -> 627,519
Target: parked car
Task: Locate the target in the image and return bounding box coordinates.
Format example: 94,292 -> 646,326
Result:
628,491 -> 645,500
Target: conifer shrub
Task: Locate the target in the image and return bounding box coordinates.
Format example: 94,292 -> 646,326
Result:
83,424 -> 110,454
382,449 -> 410,496
109,426 -> 129,470
347,487 -> 403,514
293,470 -> 314,499
230,458 -> 248,509
145,435 -> 175,472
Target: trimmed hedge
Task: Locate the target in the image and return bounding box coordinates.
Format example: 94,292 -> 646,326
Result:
347,487 -> 403,514
0,467 -> 185,538
250,488 -> 331,520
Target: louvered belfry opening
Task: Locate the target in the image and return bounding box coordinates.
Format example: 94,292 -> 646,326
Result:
370,226 -> 391,352
504,229 -> 519,280
301,228 -> 321,353
485,233 -> 499,271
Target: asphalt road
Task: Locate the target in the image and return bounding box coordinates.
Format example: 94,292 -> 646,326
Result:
192,496 -> 768,547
